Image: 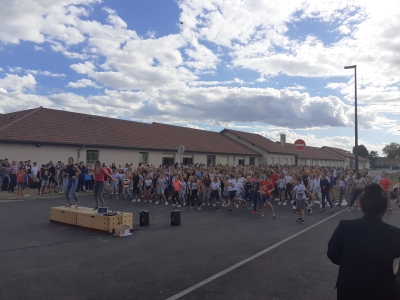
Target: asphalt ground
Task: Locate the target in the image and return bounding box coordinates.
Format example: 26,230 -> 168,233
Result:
1,194 -> 400,300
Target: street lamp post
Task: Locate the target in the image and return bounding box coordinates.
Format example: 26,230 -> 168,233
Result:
344,65 -> 358,172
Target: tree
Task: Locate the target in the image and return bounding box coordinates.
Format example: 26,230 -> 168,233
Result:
382,142 -> 400,159
368,151 -> 379,163
352,144 -> 369,158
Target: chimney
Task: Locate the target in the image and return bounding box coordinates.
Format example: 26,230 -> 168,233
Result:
280,134 -> 286,146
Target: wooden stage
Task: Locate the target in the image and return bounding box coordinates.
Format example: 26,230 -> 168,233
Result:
50,206 -> 133,233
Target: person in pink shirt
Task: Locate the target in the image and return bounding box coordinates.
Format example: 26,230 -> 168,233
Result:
172,176 -> 182,208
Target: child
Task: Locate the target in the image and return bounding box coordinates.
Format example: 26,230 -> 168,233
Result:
23,171 -> 31,197
250,174 -> 261,214
260,174 -> 276,218
172,176 -> 181,207
122,170 -> 133,200
179,177 -> 187,205
16,167 -> 26,197
294,177 -> 315,224
39,164 -> 52,195
209,176 -> 220,210
154,172 -> 168,205
84,170 -> 92,192
336,175 -> 347,206
234,178 -> 246,210
379,172 -> 392,211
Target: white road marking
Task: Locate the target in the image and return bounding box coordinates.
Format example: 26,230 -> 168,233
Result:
166,208 -> 346,300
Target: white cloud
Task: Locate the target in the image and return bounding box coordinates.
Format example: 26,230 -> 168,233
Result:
34,45 -> 43,51
0,74 -> 36,92
67,78 -> 100,88
186,124 -> 205,130
25,69 -> 66,77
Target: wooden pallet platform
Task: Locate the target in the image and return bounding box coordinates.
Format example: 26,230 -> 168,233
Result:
50,206 -> 133,233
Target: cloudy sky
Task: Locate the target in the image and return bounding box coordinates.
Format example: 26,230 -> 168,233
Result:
1,0 -> 399,155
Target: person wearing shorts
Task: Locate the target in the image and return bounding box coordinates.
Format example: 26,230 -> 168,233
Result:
226,174 -> 236,212
16,167 -> 26,197
293,177 -> 315,224
260,174 -> 276,218
155,173 -> 168,205
39,164 -> 51,195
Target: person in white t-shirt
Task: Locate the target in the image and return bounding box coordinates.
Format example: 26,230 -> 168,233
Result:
32,162 -> 39,182
293,177 -> 315,225
226,174 -> 236,212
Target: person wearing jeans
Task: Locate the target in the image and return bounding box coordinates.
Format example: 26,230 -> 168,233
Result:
320,171 -> 333,212
64,157 -> 81,208
92,160 -> 116,209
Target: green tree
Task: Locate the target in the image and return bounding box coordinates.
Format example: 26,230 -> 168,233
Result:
352,144 -> 369,158
368,150 -> 379,163
382,142 -> 400,159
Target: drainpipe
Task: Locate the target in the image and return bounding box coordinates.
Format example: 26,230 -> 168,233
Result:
78,145 -> 85,163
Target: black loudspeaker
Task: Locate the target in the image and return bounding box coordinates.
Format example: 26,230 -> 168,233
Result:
171,210 -> 181,226
140,210 -> 149,226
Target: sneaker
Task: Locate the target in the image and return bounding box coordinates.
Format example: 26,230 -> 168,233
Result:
183,202 -> 187,206
308,207 -> 312,214
390,207 -> 393,211
336,202 -> 342,206
319,208 -> 325,212
131,199 -> 136,202
208,204 -> 212,208
216,207 -> 219,211
296,218 -> 302,222
236,204 -> 239,208
341,201 -> 348,206
177,205 -> 181,208
213,204 -> 216,207
144,200 -> 148,203
292,205 -> 296,210
93,206 -> 98,210
293,210 -> 298,214
272,214 -> 276,219
258,213 -> 264,217
283,201 -> 287,206
165,201 -> 168,205
290,200 -> 294,204
64,203 -> 72,207
348,206 -> 352,212
251,210 -> 257,214
59,191 -> 64,194
300,220 -> 306,224
278,202 -> 282,205
155,201 -> 159,205
229,209 -> 233,213
202,203 -> 205,206
149,200 -> 152,203
111,192 -> 114,195
197,207 -> 201,211
24,194 -> 29,197
116,193 -> 118,195
137,199 -> 141,202
172,204 -> 176,207
75,203 -> 80,208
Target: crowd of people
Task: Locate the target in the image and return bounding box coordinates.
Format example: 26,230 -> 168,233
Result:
1,157 -> 398,224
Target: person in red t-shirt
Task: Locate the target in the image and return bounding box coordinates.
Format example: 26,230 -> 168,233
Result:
270,171 -> 279,199
260,174 -> 276,218
172,176 -> 182,207
16,167 -> 26,197
379,172 -> 392,211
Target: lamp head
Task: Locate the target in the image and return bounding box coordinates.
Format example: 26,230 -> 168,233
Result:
344,65 -> 356,69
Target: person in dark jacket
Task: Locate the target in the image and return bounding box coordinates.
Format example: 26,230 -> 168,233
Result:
327,183 -> 400,300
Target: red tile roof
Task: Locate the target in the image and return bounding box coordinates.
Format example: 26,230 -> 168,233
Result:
0,107 -> 260,156
275,142 -> 345,160
322,146 -> 370,161
221,129 -> 296,155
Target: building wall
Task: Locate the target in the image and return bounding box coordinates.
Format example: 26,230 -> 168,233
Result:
0,142 -> 259,168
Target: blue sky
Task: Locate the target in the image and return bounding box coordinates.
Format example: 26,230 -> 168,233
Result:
1,0 -> 400,155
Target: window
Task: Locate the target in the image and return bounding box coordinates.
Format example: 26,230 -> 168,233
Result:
139,152 -> 148,165
285,158 -> 288,165
249,157 -> 255,165
277,157 -> 281,164
162,157 -> 175,166
271,157 -> 274,164
86,150 -> 99,164
207,155 -> 216,166
238,159 -> 244,165
182,157 -> 193,165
